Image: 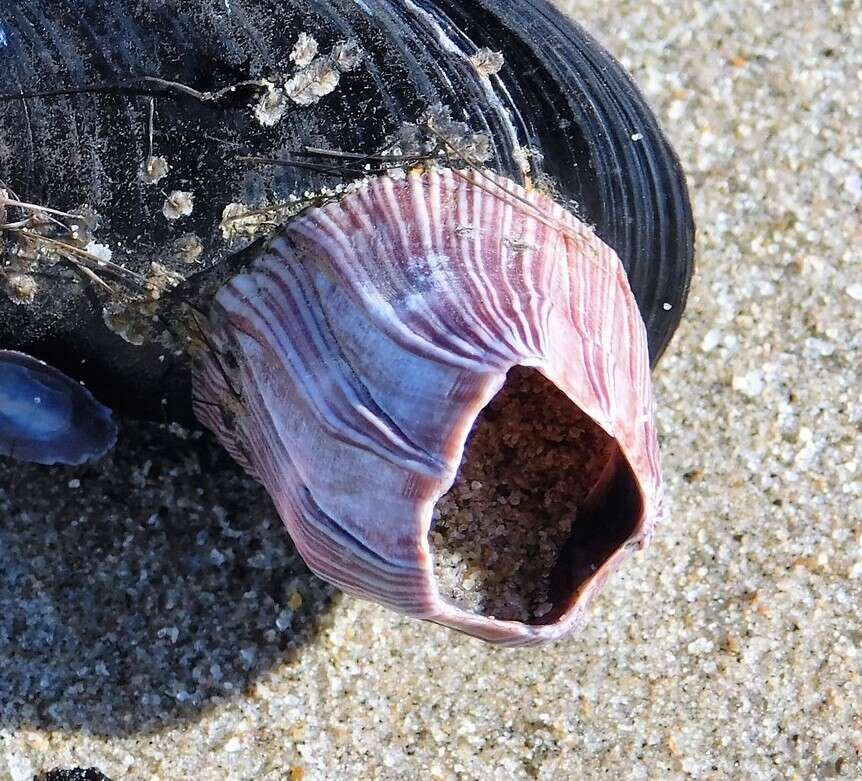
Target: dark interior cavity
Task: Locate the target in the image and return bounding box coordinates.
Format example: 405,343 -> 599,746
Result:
429,366 -> 642,624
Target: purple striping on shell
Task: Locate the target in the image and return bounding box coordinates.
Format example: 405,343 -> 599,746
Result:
193,167 -> 664,646
0,350 -> 118,466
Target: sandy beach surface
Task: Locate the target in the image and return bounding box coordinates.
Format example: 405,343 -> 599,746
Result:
2,1 -> 860,779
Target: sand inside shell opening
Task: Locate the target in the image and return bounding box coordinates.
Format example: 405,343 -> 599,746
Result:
430,366 -> 636,624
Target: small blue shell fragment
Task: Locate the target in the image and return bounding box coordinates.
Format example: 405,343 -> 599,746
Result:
0,350 -> 118,465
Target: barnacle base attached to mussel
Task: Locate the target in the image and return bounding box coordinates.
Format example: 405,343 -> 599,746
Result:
193,167 -> 663,646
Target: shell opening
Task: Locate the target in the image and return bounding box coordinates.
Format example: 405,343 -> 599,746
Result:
429,366 -> 642,625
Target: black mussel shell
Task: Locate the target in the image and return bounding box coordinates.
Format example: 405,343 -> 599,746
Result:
0,0 -> 694,423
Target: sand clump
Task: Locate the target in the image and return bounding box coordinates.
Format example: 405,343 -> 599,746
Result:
430,366 -> 614,622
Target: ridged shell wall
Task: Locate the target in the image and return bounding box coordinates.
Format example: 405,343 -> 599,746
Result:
193,167 -> 663,645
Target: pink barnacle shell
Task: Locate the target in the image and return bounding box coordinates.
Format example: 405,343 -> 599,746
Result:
193,167 -> 664,646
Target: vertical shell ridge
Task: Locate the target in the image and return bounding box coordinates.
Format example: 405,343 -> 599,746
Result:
193,168 -> 663,645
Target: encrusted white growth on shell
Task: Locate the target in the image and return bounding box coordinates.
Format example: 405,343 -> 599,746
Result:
193,167 -> 663,646
512,145 -> 534,176
173,233 -> 204,264
253,83 -> 289,127
102,303 -> 147,346
331,39 -> 364,72
218,178 -> 369,246
162,190 -> 194,220
146,262 -> 184,301
220,201 -> 302,243
68,205 -> 101,245
283,39 -> 364,107
1,195 -> 105,275
139,155 -> 169,185
469,48 -> 505,76
2,272 -> 38,304
290,32 -> 319,68
285,58 -> 341,105
397,104 -> 491,163
99,259 -> 182,348
84,241 -> 113,263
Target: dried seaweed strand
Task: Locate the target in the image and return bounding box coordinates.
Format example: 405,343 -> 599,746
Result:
0,196 -> 84,223
0,76 -> 268,104
11,229 -> 148,289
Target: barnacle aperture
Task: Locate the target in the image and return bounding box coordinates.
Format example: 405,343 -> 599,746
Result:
193,168 -> 663,645
0,349 -> 117,465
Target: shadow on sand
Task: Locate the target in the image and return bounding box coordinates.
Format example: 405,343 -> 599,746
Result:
0,420 -> 336,736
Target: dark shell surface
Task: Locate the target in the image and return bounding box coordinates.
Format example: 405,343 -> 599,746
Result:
0,349 -> 117,465
0,0 -> 694,422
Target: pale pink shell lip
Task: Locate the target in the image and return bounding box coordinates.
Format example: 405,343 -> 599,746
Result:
193,166 -> 663,647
